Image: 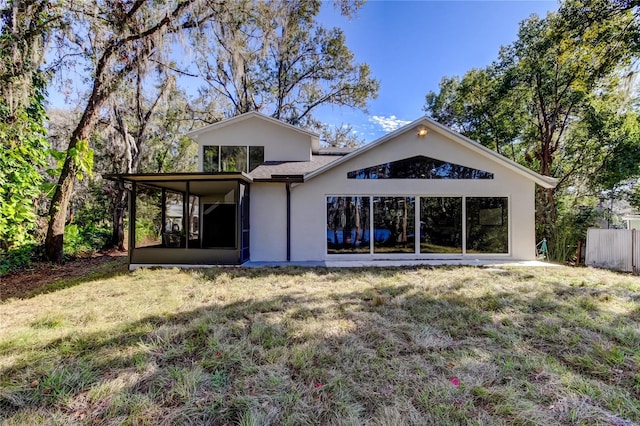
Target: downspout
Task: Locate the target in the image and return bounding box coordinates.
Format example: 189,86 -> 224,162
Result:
286,182 -> 291,261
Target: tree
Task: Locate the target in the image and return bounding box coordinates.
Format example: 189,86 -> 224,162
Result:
425,66 -> 527,161
320,123 -> 364,148
191,0 -> 379,128
425,0 -> 640,258
44,0 -> 212,262
99,72 -> 206,250
0,0 -> 59,250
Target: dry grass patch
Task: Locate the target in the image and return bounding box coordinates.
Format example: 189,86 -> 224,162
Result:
1,265 -> 639,425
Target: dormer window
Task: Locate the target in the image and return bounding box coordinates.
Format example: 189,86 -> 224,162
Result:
203,145 -> 264,172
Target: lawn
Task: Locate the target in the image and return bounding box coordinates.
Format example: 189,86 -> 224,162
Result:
1,263 -> 639,425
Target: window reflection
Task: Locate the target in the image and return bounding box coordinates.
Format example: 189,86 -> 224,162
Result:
203,145 -> 264,172
327,196 -> 370,254
249,146 -> 264,172
203,146 -> 219,172
420,197 -> 462,253
347,156 -> 493,179
373,197 -> 415,253
466,197 -> 508,253
221,146 -> 247,172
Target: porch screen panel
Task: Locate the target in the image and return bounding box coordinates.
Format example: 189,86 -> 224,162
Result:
373,197 -> 415,253
420,197 -> 462,253
327,196 -> 370,254
163,192 -> 184,248
466,197 -> 508,253
188,195 -> 200,247
134,187 -> 162,248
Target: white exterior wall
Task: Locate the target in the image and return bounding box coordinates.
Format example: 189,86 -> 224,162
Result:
193,118 -> 312,170
289,127 -> 537,261
250,182 -> 288,261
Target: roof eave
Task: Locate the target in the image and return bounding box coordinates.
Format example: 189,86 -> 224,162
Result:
305,116 -> 559,189
186,111 -> 319,139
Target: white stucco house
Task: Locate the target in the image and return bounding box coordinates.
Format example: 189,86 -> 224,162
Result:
106,111 -> 557,269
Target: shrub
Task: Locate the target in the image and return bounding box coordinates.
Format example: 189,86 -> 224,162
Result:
63,223 -> 111,258
0,243 -> 41,274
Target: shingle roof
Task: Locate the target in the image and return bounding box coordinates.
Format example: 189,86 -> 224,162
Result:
249,155 -> 342,180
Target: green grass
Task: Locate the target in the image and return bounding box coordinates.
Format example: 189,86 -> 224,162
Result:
1,265 -> 640,425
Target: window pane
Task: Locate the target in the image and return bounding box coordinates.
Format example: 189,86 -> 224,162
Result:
466,197 -> 508,253
420,197 -> 462,253
347,155 -> 493,179
203,146 -> 219,172
135,187 -> 162,248
327,196 -> 370,254
249,146 -> 264,172
373,197 -> 415,253
221,146 -> 248,172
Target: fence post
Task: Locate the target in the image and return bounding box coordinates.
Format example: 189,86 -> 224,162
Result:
633,229 -> 637,274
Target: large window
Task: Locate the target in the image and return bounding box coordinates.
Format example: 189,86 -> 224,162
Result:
466,197 -> 508,253
420,197 -> 462,253
326,196 -> 509,256
203,145 -> 264,172
347,156 -> 493,180
327,196 -> 370,254
373,197 -> 415,253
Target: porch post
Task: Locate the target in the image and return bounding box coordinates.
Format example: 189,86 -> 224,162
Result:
129,182 -> 136,264
184,181 -> 190,249
161,189 -> 166,234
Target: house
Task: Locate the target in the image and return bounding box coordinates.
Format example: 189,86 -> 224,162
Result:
106,111 -> 557,269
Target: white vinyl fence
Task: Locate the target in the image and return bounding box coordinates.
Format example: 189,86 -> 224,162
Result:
585,229 -> 640,274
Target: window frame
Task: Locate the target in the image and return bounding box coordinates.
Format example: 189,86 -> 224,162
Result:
202,145 -> 264,173
325,195 -> 511,258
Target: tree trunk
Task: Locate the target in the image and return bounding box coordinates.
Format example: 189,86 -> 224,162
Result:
45,155 -> 78,262
536,138 -> 558,256
110,188 -> 127,251
45,105 -> 96,262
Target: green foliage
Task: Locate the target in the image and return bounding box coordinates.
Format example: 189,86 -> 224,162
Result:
62,223 -> 111,258
629,184 -> 640,212
69,139 -> 94,180
0,74 -> 49,251
0,243 -> 40,274
549,197 -> 603,262
134,219 -> 159,245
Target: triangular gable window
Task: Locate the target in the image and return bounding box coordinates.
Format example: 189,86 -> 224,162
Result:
347,155 -> 493,179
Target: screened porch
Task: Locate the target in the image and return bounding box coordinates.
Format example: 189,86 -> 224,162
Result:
106,173 -> 251,266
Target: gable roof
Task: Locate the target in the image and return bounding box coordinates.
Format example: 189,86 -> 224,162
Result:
186,110 -> 319,140
304,116 -> 558,189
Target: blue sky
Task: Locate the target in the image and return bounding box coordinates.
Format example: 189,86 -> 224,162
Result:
315,0 -> 557,141
47,1 -> 557,142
